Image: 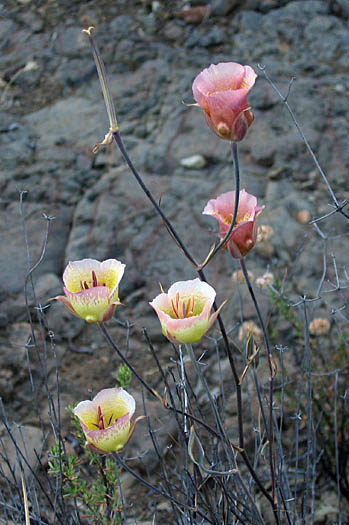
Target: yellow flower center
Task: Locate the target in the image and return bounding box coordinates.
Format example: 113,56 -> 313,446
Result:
218,211 -> 251,226
170,292 -> 196,319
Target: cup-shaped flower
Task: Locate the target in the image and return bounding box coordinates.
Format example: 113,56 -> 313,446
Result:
203,189 -> 264,259
192,62 -> 257,142
53,258 -> 125,323
149,279 -> 225,344
73,388 -> 136,453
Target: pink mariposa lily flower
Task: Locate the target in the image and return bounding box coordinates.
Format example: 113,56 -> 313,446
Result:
203,189 -> 264,259
73,388 -> 138,453
192,62 -> 257,142
53,258 -> 125,323
149,279 -> 225,344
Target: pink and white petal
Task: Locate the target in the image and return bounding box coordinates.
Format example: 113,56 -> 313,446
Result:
237,189 -> 258,218
255,205 -> 265,218
167,279 -> 214,305
63,259 -> 101,292
206,89 -> 249,126
231,111 -> 251,142
93,388 -> 135,423
83,413 -> 131,453
227,221 -> 255,258
65,286 -> 111,323
241,66 -> 258,92
193,63 -> 246,98
203,191 -> 237,227
149,293 -> 173,317
73,400 -> 98,430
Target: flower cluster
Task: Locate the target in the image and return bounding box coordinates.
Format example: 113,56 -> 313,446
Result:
52,60 -> 261,454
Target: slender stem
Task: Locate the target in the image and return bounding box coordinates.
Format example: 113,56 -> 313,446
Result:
82,27 -> 118,132
113,131 -> 198,267
198,141 -> 240,269
239,257 -> 278,510
259,65 -> 349,222
100,322 -> 224,439
114,453 -> 212,520
178,344 -> 189,435
99,322 -> 165,402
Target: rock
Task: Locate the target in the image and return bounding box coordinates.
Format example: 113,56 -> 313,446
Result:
334,0 -> 349,18
33,273 -> 62,303
180,154 -> 207,169
0,203 -> 72,298
54,26 -> 89,58
210,0 -> 240,16
163,21 -> 184,41
0,425 -> 43,481
0,323 -> 31,400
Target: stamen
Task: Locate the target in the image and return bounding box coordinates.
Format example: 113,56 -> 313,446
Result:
80,280 -> 84,291
108,414 -> 113,426
171,291 -> 181,318
97,405 -> 105,430
92,270 -> 98,287
84,281 -> 89,290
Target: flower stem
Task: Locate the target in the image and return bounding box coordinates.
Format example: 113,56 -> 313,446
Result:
198,141 -> 240,269
113,131 -> 199,268
239,257 -> 278,509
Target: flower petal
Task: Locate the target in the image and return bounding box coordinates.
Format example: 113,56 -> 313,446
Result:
64,286 -> 116,323
203,190 -> 264,259
82,412 -> 131,453
73,400 -> 98,430
63,258 -> 125,298
92,387 -> 136,424
167,279 -> 216,315
163,316 -> 211,344
150,279 -> 218,344
193,62 -> 246,100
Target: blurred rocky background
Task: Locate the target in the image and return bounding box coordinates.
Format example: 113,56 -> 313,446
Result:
0,0 -> 348,521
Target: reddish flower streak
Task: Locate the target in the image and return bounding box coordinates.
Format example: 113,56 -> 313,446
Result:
92,270 -> 98,287
97,405 -> 105,430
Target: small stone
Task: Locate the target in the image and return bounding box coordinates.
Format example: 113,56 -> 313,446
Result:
297,210 -> 311,224
180,154 -> 206,169
177,6 -> 211,24
163,21 -> 184,41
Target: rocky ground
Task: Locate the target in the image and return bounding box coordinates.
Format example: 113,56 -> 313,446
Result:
0,0 -> 348,523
